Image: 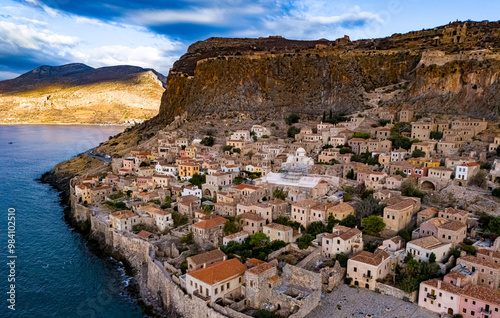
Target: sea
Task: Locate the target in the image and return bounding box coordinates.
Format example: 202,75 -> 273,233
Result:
0,125 -> 144,318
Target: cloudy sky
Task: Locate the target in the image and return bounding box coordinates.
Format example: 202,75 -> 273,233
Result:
0,0 -> 498,80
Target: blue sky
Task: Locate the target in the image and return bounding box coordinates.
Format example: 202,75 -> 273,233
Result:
0,0 -> 498,80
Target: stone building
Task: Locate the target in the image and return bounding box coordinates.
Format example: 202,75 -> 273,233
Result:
109,210 -> 139,232
347,250 -> 392,290
322,225 -> 363,258
186,249 -> 227,272
239,212 -> 265,235
177,195 -> 201,218
191,216 -> 227,247
263,223 -> 294,243
457,255 -> 500,289
383,198 -> 419,232
406,236 -> 451,263
186,258 -> 246,303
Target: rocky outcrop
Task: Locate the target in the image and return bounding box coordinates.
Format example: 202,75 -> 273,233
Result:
159,21 -> 500,122
0,64 -> 166,124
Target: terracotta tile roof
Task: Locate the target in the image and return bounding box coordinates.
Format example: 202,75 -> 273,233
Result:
409,236 -> 449,249
350,249 -> 390,267
385,198 -> 417,211
111,210 -> 136,220
239,212 -> 264,222
193,216 -> 227,230
423,217 -> 449,227
477,248 -> 500,260
292,199 -> 318,208
187,249 -> 226,266
269,275 -> 281,284
331,202 -> 354,213
224,231 -> 249,240
136,230 -> 152,239
439,220 -> 466,231
443,207 -> 468,216
390,236 -> 403,245
459,255 -> 500,270
421,278 -> 462,295
177,195 -> 200,204
418,207 -> 439,217
188,258 -> 246,285
265,223 -> 292,232
234,184 -> 259,191
245,258 -> 265,267
246,262 -> 275,275
325,226 -> 361,241
462,283 -> 500,304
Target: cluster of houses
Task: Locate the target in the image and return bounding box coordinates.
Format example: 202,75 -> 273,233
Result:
71,109 -> 500,317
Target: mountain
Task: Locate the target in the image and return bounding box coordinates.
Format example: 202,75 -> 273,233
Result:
158,21 -> 500,122
0,64 -> 167,124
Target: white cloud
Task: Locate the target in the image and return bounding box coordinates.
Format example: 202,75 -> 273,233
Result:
10,16 -> 48,25
0,21 -> 79,50
0,70 -> 21,80
130,8 -> 226,26
69,45 -> 178,73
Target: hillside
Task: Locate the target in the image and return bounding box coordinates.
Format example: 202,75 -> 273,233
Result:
159,21 -> 500,122
0,64 -> 166,124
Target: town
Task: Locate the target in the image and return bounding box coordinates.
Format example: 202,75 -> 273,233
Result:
72,108 -> 500,318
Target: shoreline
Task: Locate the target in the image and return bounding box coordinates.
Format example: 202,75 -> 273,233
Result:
39,170 -> 159,317
0,122 -> 136,127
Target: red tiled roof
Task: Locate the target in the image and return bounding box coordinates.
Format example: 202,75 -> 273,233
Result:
193,216 -> 227,230
188,258 -> 246,285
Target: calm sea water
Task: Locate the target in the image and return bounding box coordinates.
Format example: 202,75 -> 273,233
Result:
0,125 -> 143,318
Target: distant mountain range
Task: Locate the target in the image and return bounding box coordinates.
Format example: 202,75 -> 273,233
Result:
0,63 -> 167,124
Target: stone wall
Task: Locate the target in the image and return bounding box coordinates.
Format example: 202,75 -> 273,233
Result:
70,194 -> 253,318
374,282 -> 418,303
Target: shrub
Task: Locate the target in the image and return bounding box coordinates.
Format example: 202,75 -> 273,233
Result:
200,136 -> 215,146
468,170 -> 488,189
344,277 -> 352,285
493,188 -> 500,198
401,178 -> 424,199
181,232 -> 194,244
361,215 -> 386,235
335,253 -> 349,267
287,126 -> 301,138
352,132 -> 371,139
296,234 -> 314,249
339,215 -> 357,228
411,149 -> 426,158
285,114 -> 300,125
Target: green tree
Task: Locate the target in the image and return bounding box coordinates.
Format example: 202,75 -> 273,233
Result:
346,169 -> 355,180
181,232 -> 194,244
352,132 -> 371,139
397,229 -> 412,243
296,234 -> 314,249
361,215 -> 386,235
306,221 -> 327,237
287,126 -> 301,138
429,252 -> 436,263
285,114 -> 300,125
335,252 -> 349,267
189,173 -> 206,187
430,130 -> 443,140
273,187 -> 288,200
401,178 -> 424,199
249,232 -> 269,249
223,218 -> 242,236
200,136 -> 215,146
492,188 -> 500,198
233,148 -> 241,154
339,214 -> 357,228
411,149 -> 426,158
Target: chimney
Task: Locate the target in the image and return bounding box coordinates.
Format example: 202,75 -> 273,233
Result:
203,263 -> 206,268
456,277 -> 461,287
437,280 -> 442,289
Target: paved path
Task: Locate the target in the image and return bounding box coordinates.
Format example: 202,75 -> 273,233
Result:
306,284 -> 439,318
85,148 -> 113,163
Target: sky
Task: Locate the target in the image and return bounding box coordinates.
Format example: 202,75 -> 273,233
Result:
0,0 -> 498,80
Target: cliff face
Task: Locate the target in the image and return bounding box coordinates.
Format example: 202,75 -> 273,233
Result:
159,21 -> 500,122
0,64 -> 166,124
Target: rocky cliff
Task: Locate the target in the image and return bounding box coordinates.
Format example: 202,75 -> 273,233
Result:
0,64 -> 166,124
159,21 -> 500,122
